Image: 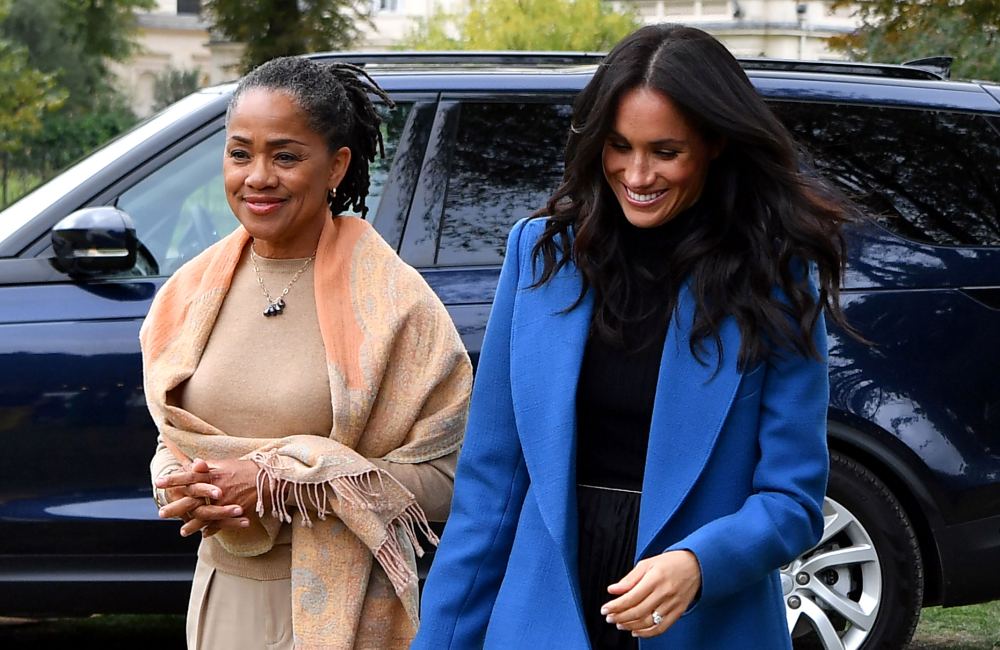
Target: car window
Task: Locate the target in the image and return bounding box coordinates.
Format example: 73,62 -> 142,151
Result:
116,130 -> 233,277
436,102 -> 572,266
773,102 -> 1000,247
113,102 -> 411,278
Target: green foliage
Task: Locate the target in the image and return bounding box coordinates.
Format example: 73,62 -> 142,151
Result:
203,0 -> 372,73
0,1 -> 65,205
830,0 -> 1000,80
152,67 -> 204,112
18,95 -> 137,173
401,0 -> 639,51
1,0 -> 154,102
0,40 -> 64,155
0,0 -> 149,204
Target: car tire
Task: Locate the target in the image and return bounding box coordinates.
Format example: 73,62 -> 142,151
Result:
788,450 -> 923,650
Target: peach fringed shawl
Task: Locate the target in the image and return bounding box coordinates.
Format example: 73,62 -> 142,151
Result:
140,217 -> 472,649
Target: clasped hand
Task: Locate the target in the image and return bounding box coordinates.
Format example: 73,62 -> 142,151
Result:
155,457 -> 259,538
601,550 -> 702,638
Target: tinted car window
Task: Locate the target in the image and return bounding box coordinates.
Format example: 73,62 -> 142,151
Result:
114,103 -> 412,278
437,102 -> 572,266
773,102 -> 1000,247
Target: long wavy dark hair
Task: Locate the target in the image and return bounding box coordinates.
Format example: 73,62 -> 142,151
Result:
533,24 -> 857,368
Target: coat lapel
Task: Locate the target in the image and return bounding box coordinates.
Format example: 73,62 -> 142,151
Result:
509,260 -> 592,593
636,282 -> 744,559
509,266 -> 745,588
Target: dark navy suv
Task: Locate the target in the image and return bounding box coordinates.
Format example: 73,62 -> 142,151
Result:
0,53 -> 998,650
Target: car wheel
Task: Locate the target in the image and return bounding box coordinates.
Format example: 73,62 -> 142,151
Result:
788,451 -> 923,650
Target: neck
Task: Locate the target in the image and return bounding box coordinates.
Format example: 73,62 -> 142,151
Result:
250,219 -> 325,259
252,241 -> 316,260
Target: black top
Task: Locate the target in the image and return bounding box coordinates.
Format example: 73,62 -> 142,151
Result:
575,219 -> 682,492
575,320 -> 667,491
574,219 -> 684,650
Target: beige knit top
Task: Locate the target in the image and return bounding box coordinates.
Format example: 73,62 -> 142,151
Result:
150,245 -> 458,581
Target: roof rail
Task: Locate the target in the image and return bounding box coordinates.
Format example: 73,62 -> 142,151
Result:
902,56 -> 953,79
307,51 -> 607,67
307,50 -> 946,81
737,57 -> 943,80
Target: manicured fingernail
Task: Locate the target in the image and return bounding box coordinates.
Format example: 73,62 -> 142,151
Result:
600,606 -> 609,615
239,519 -> 250,527
154,478 -> 166,487
180,530 -> 190,537
617,624 -> 625,630
211,490 -> 221,498
605,615 -> 613,623
231,506 -> 242,516
158,508 -> 167,517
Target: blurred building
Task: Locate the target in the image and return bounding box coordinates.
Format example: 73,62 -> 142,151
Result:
110,0 -> 240,117
116,0 -> 860,116
620,1 -> 858,59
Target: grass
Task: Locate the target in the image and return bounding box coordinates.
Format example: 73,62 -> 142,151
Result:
910,601 -> 1000,650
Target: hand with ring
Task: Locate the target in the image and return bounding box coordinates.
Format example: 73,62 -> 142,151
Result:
155,457 -> 251,538
600,549 -> 702,638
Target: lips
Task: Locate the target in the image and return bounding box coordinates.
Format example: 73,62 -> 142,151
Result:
242,195 -> 286,215
623,185 -> 668,206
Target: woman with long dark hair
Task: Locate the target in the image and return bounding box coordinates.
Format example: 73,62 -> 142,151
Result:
414,24 -> 853,649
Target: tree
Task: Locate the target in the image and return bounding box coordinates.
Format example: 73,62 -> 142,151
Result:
0,0 -> 152,187
203,0 -> 372,73
1,0 -> 154,105
401,0 -> 638,51
153,67 -> 204,112
0,1 -> 64,205
830,0 -> 1000,80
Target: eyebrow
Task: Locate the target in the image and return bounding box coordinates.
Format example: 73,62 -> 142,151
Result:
228,135 -> 308,147
607,130 -> 687,147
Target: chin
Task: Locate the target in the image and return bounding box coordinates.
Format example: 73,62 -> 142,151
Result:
624,211 -> 675,229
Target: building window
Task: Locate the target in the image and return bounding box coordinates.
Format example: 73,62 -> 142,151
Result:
177,0 -> 200,15
373,0 -> 400,12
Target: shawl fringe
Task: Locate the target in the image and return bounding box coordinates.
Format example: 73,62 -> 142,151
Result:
251,448 -> 441,596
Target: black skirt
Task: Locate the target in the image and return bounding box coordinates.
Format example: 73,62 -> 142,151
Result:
577,484 -> 642,650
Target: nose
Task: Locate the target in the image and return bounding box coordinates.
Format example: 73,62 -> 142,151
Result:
245,157 -> 277,189
623,152 -> 654,189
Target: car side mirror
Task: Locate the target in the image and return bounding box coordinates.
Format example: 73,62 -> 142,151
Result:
51,207 -> 138,278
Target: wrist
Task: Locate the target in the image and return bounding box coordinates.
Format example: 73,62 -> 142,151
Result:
152,465 -> 182,509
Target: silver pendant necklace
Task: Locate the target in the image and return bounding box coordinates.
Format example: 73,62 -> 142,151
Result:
249,243 -> 316,317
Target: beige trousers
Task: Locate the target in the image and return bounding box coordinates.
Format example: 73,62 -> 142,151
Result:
186,559 -> 293,650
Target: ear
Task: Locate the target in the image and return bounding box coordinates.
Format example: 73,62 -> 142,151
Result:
327,146 -> 352,191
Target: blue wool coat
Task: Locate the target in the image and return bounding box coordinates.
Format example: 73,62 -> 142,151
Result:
413,218 -> 829,649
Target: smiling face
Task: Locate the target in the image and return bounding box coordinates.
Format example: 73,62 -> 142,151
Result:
224,88 -> 350,258
602,86 -> 721,229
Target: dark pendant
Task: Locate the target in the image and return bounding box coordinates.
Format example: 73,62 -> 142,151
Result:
263,298 -> 286,317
